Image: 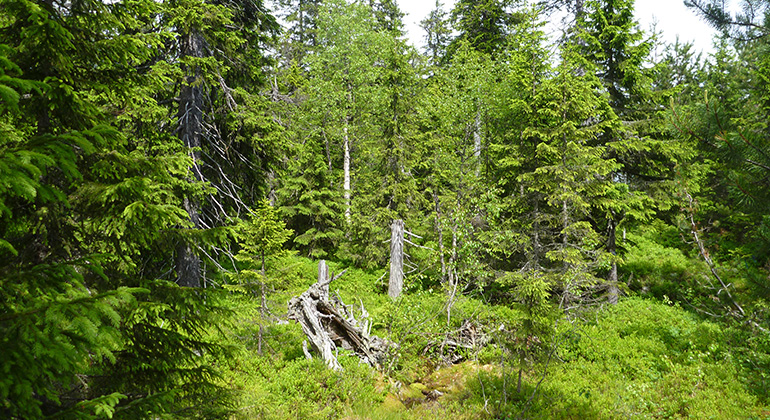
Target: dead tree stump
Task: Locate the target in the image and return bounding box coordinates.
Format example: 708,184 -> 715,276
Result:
287,260 -> 394,371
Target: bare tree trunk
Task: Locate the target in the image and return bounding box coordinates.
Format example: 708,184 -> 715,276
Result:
176,27 -> 205,288
684,191 -> 745,317
343,82 -> 353,226
446,214 -> 459,324
343,116 -> 351,225
449,216 -> 458,287
388,219 -> 404,299
291,261 -> 341,370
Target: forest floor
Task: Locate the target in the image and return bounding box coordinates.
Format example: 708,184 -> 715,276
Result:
217,255 -> 770,419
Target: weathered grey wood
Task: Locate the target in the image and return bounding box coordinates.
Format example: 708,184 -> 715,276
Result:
288,260 -> 394,371
318,259 -> 329,286
388,219 -> 404,299
343,112 -> 351,225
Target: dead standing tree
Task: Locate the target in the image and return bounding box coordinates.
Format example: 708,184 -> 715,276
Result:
389,219 -> 405,299
387,219 -> 431,299
287,260 -> 394,371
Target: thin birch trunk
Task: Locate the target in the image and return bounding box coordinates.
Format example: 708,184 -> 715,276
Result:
259,251 -> 266,355
474,110 -> 482,177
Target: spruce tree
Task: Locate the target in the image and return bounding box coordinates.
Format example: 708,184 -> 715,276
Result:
276,0 -> 322,64
0,1 -> 210,417
577,0 -> 658,303
159,0 -> 279,287
421,0 -> 453,66
0,0 -> 276,416
276,0 -> 379,259
448,0 -> 522,58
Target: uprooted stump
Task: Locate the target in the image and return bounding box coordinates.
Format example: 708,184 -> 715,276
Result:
287,260 -> 394,371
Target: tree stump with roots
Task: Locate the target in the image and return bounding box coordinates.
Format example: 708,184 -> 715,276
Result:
287,260 -> 394,370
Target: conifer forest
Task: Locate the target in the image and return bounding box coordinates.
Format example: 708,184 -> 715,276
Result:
3,0 -> 770,418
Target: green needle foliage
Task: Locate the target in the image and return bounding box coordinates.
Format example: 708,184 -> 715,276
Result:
234,200 -> 293,283
0,0 -> 275,417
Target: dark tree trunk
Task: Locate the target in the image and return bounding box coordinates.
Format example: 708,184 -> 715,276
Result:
176,28 -> 205,288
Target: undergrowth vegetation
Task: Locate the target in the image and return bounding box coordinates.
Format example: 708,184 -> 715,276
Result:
215,253 -> 770,420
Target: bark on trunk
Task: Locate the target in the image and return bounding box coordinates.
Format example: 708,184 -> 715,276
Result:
287,260 -> 394,370
531,199 -> 541,271
176,28 -> 205,288
388,219 -> 404,299
446,213 -> 459,323
343,83 -> 353,226
343,116 -> 351,225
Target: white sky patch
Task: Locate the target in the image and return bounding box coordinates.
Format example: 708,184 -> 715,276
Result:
396,0 -> 722,56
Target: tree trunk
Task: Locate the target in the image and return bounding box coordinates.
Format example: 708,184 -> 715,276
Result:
446,212 -> 459,324
388,219 -> 404,299
176,27 -> 205,288
343,82 -> 353,226
343,115 -> 351,225
176,198 -> 201,288
531,199 -> 541,272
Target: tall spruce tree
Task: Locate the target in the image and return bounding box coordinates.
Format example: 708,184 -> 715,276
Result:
276,0 -> 322,64
487,8 -> 621,308
448,0 -> 521,58
161,0 -> 279,287
577,0 -> 658,303
0,0 -> 242,417
370,0 -> 406,33
421,0 -> 453,66
522,44 -> 621,307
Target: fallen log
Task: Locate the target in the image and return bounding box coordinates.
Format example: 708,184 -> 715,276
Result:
287,260 -> 394,371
